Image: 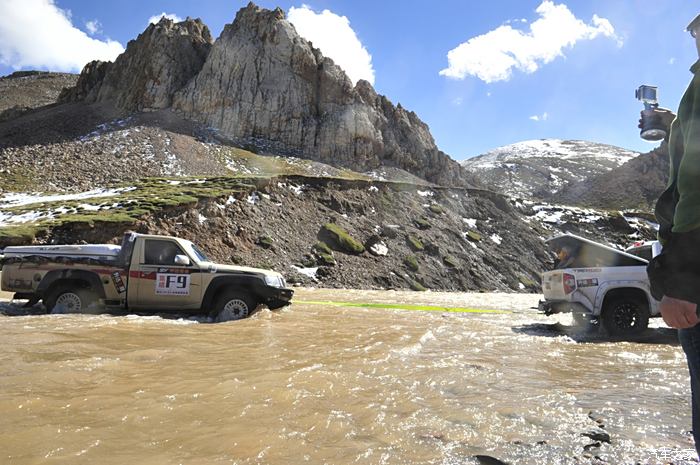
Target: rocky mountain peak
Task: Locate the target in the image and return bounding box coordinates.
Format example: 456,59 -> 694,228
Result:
57,2 -> 474,187
61,17 -> 213,111
235,2 -> 286,26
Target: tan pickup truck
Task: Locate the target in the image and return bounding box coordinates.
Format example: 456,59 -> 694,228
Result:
0,232 -> 293,321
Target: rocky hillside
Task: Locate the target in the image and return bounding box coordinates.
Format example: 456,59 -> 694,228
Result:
557,143 -> 669,210
56,3 -> 475,188
0,71 -> 77,122
461,139 -> 639,200
0,173 -> 659,292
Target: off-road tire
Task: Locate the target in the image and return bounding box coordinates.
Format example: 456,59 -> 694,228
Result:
45,287 -> 97,314
601,297 -> 649,336
214,291 -> 257,322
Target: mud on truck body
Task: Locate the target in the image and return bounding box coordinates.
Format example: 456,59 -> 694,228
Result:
0,232 -> 293,321
539,234 -> 660,336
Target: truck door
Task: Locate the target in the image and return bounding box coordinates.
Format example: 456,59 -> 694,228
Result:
129,239 -> 202,311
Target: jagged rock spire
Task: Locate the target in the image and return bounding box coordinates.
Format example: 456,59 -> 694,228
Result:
60,3 -> 475,187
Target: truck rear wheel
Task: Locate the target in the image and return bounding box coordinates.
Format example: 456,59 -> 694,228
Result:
601,297 -> 649,336
46,288 -> 97,314
214,291 -> 257,322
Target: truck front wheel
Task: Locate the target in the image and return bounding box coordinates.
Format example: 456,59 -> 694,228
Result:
214,291 -> 257,322
601,297 -> 649,336
45,288 -> 97,314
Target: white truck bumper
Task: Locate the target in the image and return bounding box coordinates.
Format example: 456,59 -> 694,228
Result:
538,300 -> 590,316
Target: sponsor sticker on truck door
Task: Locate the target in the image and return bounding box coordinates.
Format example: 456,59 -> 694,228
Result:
155,273 -> 191,295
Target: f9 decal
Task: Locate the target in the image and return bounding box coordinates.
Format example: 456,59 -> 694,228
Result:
155,273 -> 191,295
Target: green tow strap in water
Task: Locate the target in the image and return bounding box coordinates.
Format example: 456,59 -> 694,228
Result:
295,300 -> 512,314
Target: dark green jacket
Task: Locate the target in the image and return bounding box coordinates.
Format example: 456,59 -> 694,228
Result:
648,60 -> 700,302
656,60 -> 700,238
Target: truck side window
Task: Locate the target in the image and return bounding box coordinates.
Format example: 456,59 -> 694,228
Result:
144,240 -> 185,266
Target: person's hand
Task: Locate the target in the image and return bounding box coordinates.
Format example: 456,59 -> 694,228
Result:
638,108 -> 676,131
660,295 -> 699,328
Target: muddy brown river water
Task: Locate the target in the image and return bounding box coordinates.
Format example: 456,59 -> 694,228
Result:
0,288 -> 695,465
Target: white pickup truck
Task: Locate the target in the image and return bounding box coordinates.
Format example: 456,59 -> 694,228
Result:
538,234 -> 660,335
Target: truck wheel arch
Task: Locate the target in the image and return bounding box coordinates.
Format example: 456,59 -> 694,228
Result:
594,283 -> 650,315
600,287 -> 650,335
38,270 -> 106,301
202,275 -> 262,313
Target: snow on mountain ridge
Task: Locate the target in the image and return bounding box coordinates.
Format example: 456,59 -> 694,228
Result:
466,139 -> 638,167
461,139 -> 640,200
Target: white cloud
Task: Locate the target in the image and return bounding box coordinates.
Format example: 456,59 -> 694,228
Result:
669,57 -> 676,65
439,1 -> 620,83
0,0 -> 123,72
288,5 -> 375,85
148,12 -> 183,25
85,19 -> 101,35
529,112 -> 548,121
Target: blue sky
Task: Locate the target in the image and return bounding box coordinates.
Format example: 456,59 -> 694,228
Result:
0,0 -> 697,159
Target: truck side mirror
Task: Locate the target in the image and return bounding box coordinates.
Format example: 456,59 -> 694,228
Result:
174,254 -> 191,266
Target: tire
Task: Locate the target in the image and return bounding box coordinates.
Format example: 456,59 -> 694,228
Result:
214,291 -> 257,322
45,287 -> 97,314
601,297 -> 649,336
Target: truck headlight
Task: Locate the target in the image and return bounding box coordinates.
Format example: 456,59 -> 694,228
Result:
264,275 -> 284,288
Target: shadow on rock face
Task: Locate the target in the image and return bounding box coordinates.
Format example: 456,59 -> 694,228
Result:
512,321 -> 680,346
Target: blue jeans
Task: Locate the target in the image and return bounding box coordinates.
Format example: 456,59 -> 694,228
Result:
679,325 -> 700,458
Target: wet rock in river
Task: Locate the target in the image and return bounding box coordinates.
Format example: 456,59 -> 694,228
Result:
587,410 -> 606,428
473,455 -> 511,465
581,429 -> 611,444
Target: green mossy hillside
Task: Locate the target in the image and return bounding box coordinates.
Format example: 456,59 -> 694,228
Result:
403,254 -> 419,272
466,231 -> 482,242
407,235 -> 424,251
320,223 -> 365,255
0,177 -> 255,246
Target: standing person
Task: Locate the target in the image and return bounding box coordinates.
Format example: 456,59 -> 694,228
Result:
647,12 -> 700,458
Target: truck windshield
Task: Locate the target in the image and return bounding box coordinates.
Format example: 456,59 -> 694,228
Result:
183,241 -> 210,262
